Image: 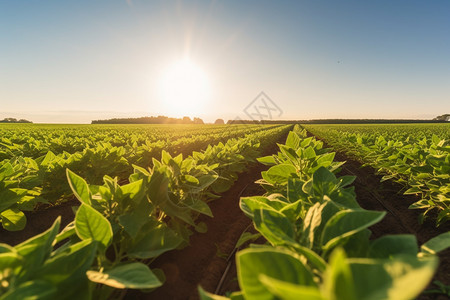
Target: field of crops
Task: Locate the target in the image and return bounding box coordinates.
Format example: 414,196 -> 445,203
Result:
304,124 -> 450,226
0,123 -> 449,299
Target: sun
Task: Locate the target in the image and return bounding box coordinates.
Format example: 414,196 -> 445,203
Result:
159,59 -> 211,117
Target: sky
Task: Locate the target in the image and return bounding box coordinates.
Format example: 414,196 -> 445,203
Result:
1,0 -> 449,123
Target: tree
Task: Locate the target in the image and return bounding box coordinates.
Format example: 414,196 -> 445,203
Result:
433,114 -> 450,121
193,117 -> 204,124
0,118 -> 32,123
214,118 -> 225,125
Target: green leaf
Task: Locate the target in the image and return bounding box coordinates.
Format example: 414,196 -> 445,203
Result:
421,232 -> 450,255
285,131 -> 302,149
66,169 -> 91,205
184,174 -> 200,185
35,239 -> 97,299
321,210 -> 386,252
128,223 -> 183,259
323,248 -> 357,300
237,248 -> 316,300
263,164 -> 298,185
198,286 -> 231,300
118,212 -> 149,240
187,199 -> 213,217
369,235 -> 418,258
350,255 -> 438,300
259,275 -> 324,300
311,167 -> 338,197
15,217 -> 60,274
0,188 -> 28,212
1,208 -> 26,231
257,155 -> 277,166
87,262 -> 162,289
291,244 -> 327,272
54,222 -> 76,244
253,208 -> 296,246
1,280 -> 57,300
75,204 -> 112,248
195,222 -> 208,233
236,232 -> 262,249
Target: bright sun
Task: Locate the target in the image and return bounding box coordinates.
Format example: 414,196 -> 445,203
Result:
159,59 -> 211,117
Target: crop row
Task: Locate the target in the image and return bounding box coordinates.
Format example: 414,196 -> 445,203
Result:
0,124 -> 279,160
200,125 -> 450,300
0,125 -> 292,299
303,124 -> 450,226
0,124 -> 284,231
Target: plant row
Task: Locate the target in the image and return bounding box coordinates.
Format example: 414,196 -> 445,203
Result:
200,125 -> 450,300
0,124 -> 273,160
304,124 -> 450,226
0,124 -> 284,231
0,125 -> 292,299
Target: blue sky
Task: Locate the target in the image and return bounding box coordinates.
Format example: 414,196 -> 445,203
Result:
1,0 -> 449,123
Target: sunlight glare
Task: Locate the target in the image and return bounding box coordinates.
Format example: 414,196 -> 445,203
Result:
159,59 -> 211,117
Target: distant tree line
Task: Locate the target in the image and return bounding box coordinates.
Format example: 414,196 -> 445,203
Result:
227,119 -> 449,124
92,116 -> 204,124
433,114 -> 450,121
0,118 -> 32,123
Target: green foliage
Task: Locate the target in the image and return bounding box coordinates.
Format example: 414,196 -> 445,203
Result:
200,126 -> 448,300
0,123 -> 293,298
304,123 -> 450,226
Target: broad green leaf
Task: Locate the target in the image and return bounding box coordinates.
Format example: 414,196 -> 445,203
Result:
1,208 -> 26,231
66,169 -> 91,205
15,217 -> 60,275
128,223 -> 183,259
291,244 -> 327,272
118,212 -> 149,240
184,174 -> 200,185
87,262 -> 162,289
75,204 -> 112,248
311,167 -> 338,197
349,255 -> 438,300
253,208 -> 296,246
237,248 -> 316,300
0,188 -> 28,212
119,179 -> 144,204
263,164 -> 298,185
257,155 -> 277,166
285,131 -> 302,149
1,280 -> 57,300
187,199 -> 213,217
259,275 -> 324,300
0,251 -> 22,273
323,248 -> 357,300
322,210 -> 386,252
421,231 -> 450,255
369,235 -> 418,258
35,239 -> 97,299
240,196 -> 280,219
301,200 -> 340,250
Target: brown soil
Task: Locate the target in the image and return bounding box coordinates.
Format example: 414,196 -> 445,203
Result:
126,133 -> 288,300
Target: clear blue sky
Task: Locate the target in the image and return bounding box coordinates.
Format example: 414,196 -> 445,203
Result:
1,0 -> 449,123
